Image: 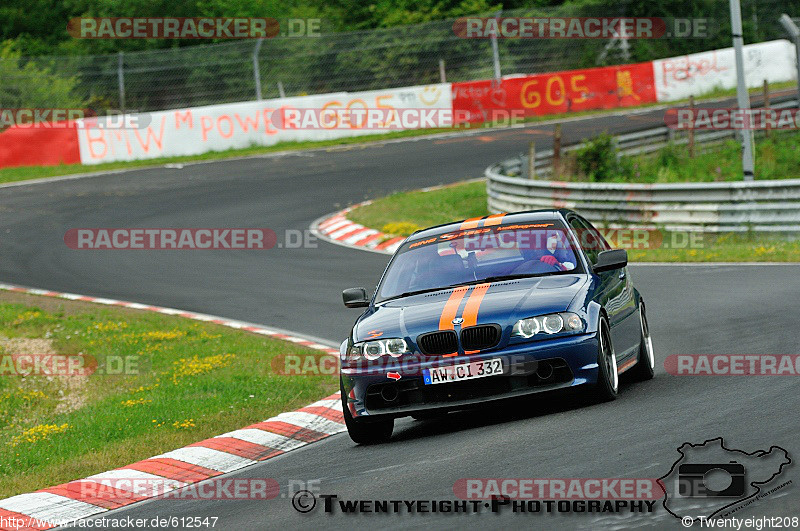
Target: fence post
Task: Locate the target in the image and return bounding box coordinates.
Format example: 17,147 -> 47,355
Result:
553,124 -> 562,178
253,38 -> 264,100
277,81 -> 286,98
117,52 -> 126,113
490,12 -> 501,80
439,59 -> 446,83
730,0 -> 755,181
778,14 -> 800,109
688,95 -> 695,157
528,141 -> 536,179
763,79 -> 771,138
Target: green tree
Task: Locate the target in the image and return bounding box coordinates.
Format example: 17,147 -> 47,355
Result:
0,41 -> 86,108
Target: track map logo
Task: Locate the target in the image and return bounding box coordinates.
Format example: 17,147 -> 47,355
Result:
658,437 -> 792,524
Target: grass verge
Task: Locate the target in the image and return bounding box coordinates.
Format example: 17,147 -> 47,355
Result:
1,83 -> 795,186
559,130 -> 800,183
346,180 -> 800,262
0,290 -> 337,498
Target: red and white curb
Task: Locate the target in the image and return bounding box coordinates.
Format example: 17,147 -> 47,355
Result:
311,201 -> 404,255
310,179 -> 484,255
0,282 -> 345,530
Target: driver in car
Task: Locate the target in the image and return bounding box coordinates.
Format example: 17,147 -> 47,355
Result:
534,233 -> 577,271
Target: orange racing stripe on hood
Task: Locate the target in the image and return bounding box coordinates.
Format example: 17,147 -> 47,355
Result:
461,283 -> 491,328
439,287 -> 469,330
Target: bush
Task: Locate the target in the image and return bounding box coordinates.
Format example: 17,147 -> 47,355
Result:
574,132 -> 618,181
0,42 -> 86,111
655,141 -> 682,167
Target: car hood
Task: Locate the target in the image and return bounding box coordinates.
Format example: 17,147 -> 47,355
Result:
354,275 -> 587,343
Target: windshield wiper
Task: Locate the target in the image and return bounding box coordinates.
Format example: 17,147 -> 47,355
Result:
380,286 -> 457,302
472,274 -> 544,283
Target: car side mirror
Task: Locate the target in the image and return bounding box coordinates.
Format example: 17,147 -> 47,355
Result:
342,287 -> 369,308
593,249 -> 628,273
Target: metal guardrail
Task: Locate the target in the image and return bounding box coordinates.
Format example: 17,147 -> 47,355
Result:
512,98 -> 800,179
486,99 -> 800,232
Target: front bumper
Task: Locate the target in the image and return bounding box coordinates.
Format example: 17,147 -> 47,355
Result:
341,332 -> 599,418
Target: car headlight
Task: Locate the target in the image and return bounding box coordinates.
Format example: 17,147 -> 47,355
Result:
512,312 -> 584,338
348,338 -> 410,361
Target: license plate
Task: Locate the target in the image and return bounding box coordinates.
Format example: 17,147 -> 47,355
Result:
423,358 -> 503,385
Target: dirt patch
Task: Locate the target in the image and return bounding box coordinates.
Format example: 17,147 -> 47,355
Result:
0,335 -> 88,414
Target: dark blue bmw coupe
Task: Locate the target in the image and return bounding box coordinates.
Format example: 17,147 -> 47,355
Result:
340,209 -> 654,444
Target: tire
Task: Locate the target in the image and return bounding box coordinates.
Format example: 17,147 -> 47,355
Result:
590,315 -> 619,402
341,379 -> 393,445
629,302 -> 655,382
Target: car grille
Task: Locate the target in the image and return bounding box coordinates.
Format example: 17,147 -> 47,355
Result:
365,358 -> 574,411
461,324 -> 501,351
417,331 -> 458,355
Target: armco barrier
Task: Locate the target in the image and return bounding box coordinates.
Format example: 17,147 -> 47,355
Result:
485,117 -> 800,233
507,98 -> 800,180
486,172 -> 800,232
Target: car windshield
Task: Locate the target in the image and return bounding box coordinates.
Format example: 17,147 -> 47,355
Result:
376,221 -> 582,302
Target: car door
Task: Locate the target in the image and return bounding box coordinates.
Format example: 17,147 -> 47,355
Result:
568,215 -> 636,361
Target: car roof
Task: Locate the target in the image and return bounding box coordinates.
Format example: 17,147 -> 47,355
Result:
406,209 -> 576,242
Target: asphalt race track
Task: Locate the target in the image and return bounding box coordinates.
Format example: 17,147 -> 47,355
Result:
1,96 -> 798,529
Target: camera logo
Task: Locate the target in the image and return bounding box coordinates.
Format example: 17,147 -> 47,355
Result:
659,438 -> 791,523
677,462 -> 745,497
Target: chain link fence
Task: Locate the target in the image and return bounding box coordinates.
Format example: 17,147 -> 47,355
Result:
0,0 -> 793,113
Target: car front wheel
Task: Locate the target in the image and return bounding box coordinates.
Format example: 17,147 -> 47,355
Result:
341,380 -> 393,444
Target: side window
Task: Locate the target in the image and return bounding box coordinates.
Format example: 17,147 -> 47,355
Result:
578,216 -> 611,252
568,216 -> 606,266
